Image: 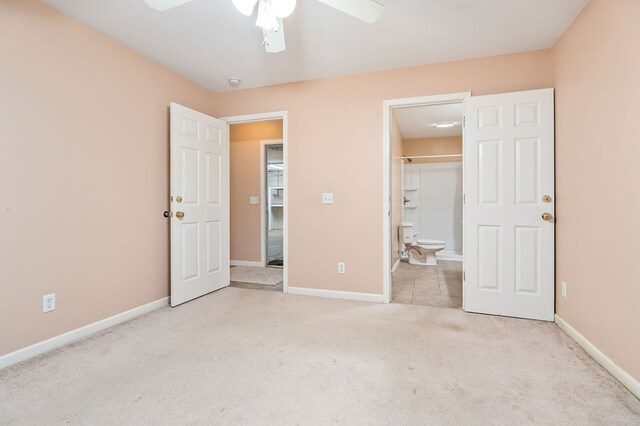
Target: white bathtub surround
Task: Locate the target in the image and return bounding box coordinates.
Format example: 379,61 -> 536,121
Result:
403,162 -> 462,257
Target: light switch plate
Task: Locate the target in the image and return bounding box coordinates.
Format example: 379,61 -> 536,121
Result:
249,196 -> 259,205
322,193 -> 334,204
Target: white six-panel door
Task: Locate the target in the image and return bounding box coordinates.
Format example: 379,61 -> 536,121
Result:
170,103 -> 230,307
463,89 -> 555,321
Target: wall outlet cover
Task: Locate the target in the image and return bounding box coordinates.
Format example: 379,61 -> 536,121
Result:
43,293 -> 56,313
337,262 -> 346,274
322,193 -> 334,204
249,196 -> 259,205
561,281 -> 567,298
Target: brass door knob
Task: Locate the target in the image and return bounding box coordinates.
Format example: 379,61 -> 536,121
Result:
541,212 -> 553,221
175,211 -> 185,219
176,196 -> 183,203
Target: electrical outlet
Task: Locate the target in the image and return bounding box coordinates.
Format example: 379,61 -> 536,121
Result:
249,196 -> 259,205
322,193 -> 334,204
561,281 -> 567,298
337,262 -> 346,274
43,293 -> 56,313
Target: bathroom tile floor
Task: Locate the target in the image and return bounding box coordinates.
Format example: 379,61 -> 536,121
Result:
392,260 -> 462,308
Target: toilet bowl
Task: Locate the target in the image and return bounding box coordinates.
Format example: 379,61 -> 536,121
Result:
401,223 -> 446,266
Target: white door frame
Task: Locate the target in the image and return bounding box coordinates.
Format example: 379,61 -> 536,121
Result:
222,111 -> 288,294
260,139 -> 284,267
382,93 -> 471,303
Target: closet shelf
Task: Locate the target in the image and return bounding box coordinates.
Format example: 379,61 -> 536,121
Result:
403,205 -> 418,209
403,188 -> 418,192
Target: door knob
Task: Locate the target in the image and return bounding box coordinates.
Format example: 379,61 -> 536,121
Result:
541,212 -> 553,221
175,211 -> 185,219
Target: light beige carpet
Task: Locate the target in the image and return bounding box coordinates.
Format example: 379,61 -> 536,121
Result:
230,265 -> 283,285
1,288 -> 639,425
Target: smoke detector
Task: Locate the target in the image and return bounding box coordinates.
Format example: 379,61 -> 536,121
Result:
228,77 -> 242,88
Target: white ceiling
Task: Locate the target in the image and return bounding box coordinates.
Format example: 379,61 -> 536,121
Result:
394,103 -> 463,139
39,0 -> 589,92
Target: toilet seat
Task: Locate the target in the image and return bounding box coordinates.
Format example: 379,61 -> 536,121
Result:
417,239 -> 445,246
401,223 -> 446,266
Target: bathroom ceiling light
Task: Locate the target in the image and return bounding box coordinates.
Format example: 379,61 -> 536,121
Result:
432,121 -> 458,128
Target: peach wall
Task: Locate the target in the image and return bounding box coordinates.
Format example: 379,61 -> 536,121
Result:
390,116 -> 403,268
210,50 -> 554,294
553,0 -> 640,381
230,121 -> 283,262
230,120 -> 283,142
402,137 -> 462,164
0,0 -> 214,356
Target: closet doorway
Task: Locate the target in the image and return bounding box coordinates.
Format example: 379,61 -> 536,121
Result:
223,111 -> 289,293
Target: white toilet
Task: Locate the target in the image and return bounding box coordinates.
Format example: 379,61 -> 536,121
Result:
401,223 -> 446,266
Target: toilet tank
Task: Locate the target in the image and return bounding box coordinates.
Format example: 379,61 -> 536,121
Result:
400,223 -> 414,244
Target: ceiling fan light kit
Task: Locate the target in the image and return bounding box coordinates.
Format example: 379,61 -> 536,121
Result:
255,0 -> 280,31
145,0 -> 383,53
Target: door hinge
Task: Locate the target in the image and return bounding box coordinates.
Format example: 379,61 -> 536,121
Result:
463,271 -> 465,281
463,194 -> 466,204
463,116 -> 466,127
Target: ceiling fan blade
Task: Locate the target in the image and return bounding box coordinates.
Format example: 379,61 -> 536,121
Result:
145,0 -> 193,12
264,19 -> 286,53
315,0 -> 383,23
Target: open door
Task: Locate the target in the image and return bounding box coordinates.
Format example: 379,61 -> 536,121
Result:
170,103 -> 230,307
463,89 -> 555,321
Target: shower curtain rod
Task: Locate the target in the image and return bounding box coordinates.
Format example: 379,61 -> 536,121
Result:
401,154 -> 462,161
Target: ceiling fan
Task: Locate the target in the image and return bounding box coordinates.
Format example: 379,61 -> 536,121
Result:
145,0 -> 384,53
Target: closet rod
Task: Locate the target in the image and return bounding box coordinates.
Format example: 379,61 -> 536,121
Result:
401,154 -> 462,161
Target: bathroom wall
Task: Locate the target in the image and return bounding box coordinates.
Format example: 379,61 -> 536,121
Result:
553,0 -> 640,382
390,116 -> 404,268
402,136 -> 463,257
403,163 -> 463,257
229,120 -> 283,263
0,0 -> 215,356
402,136 -> 462,164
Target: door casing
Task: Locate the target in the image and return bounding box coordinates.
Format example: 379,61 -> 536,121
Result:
382,92 -> 471,303
222,111 -> 289,294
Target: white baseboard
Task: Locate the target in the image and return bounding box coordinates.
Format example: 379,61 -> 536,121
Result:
391,258 -> 401,273
287,287 -> 385,303
555,314 -> 640,400
231,260 -> 264,267
0,297 -> 169,370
